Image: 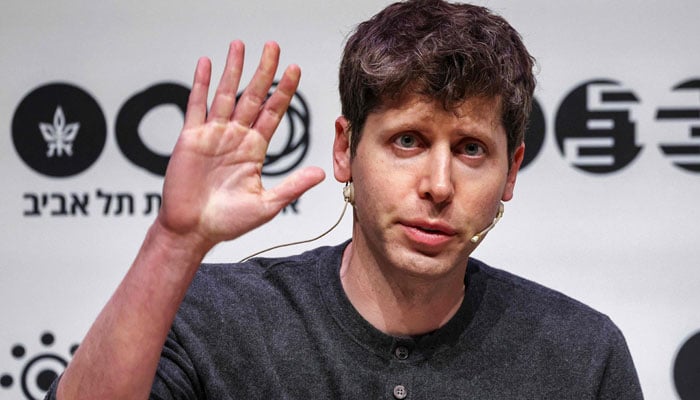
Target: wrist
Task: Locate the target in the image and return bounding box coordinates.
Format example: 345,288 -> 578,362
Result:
147,217 -> 214,268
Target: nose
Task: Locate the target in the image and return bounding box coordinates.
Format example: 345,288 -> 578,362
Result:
419,147 -> 454,204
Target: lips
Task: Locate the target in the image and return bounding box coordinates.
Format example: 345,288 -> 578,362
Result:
406,221 -> 456,235
400,220 -> 457,249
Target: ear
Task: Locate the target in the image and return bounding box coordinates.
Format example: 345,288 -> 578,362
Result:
333,116 -> 352,183
501,143 -> 525,202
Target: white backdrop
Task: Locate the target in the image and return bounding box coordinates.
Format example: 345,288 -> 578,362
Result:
1,1 -> 699,399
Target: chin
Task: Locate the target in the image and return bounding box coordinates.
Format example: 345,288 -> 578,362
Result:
386,243 -> 468,279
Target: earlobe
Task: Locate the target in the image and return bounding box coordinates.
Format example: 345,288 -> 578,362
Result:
502,143 -> 525,202
333,116 -> 352,183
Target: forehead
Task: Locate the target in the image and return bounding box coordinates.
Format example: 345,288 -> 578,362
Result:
369,94 -> 504,135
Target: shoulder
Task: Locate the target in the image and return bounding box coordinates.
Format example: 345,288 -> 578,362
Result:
469,258 -> 607,318
197,243 -> 334,276
184,243 -> 344,304
467,258 -> 624,345
465,258 -> 642,398
169,243 -> 345,348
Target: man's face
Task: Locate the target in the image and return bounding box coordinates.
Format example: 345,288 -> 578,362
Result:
333,94 -> 524,279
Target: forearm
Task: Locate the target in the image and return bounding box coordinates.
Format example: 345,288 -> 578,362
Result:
56,222 -> 209,399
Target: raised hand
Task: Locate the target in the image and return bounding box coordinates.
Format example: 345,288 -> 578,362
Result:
55,42 -> 327,400
157,41 -> 325,253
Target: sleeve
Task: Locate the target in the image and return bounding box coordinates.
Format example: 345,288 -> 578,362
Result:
42,374 -> 60,400
39,332 -> 198,400
596,323 -> 644,400
150,329 -> 203,400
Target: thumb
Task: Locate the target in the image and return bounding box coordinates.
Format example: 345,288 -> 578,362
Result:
265,166 -> 326,211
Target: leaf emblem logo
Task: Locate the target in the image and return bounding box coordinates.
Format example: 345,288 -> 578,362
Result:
38,106 -> 80,157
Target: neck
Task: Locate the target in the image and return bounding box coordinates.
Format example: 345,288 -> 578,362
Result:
339,243 -> 466,336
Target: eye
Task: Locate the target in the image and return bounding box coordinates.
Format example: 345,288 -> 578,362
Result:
395,134 -> 419,148
460,142 -> 486,157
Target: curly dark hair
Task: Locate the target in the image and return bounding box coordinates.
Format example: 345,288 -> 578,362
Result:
339,0 -> 536,164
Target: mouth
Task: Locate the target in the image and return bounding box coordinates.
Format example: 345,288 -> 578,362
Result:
405,221 -> 456,236
400,220 -> 457,248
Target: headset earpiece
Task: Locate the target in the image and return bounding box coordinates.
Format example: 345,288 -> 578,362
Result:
343,182 -> 355,205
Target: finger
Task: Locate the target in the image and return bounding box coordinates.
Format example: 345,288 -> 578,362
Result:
183,57 -> 212,130
231,41 -> 281,128
264,166 -> 326,212
208,40 -> 245,123
252,64 -> 301,141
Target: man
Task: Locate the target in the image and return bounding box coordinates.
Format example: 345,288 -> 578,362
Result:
48,0 -> 643,398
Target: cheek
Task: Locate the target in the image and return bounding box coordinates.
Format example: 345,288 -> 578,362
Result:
354,176 -> 391,215
454,174 -> 507,213
352,162 -> 409,218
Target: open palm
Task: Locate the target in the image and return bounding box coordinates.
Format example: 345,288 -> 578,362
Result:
157,41 -> 325,252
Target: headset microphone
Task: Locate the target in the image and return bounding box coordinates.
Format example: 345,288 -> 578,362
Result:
470,202 -> 504,244
239,182 -> 353,262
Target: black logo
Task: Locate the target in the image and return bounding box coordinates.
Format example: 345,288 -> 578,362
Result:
555,80 -> 642,173
1,331 -> 78,400
674,331 -> 700,400
657,79 -> 700,173
12,81 -> 311,178
115,82 -> 190,176
12,83 -> 107,178
521,98 -> 546,170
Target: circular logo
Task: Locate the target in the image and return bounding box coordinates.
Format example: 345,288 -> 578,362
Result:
1,332 -> 79,400
115,82 -> 190,176
521,98 -> 546,170
12,83 -> 107,177
657,79 -> 700,173
20,353 -> 67,400
555,79 -> 642,174
674,331 -> 700,400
